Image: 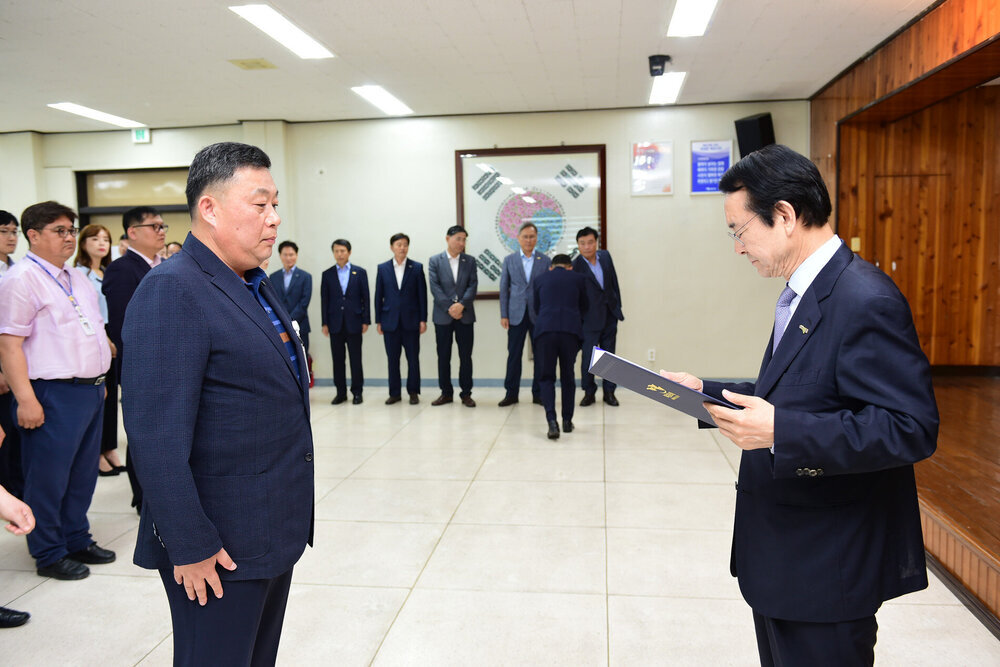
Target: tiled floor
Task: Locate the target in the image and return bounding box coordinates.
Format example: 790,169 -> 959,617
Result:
2,386 -> 998,665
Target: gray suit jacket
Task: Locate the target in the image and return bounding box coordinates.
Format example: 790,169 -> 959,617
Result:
428,251 -> 477,325
499,250 -> 551,326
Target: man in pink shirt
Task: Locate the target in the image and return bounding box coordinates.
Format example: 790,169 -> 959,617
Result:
0,201 -> 115,581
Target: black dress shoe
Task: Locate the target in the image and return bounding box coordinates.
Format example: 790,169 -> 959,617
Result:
98,467 -> 120,477
497,396 -> 518,407
331,395 -> 348,405
603,393 -> 619,407
580,393 -> 596,407
547,420 -> 560,440
37,557 -> 89,580
0,606 -> 30,628
68,542 -> 116,564
431,394 -> 453,406
461,396 -> 476,408
352,395 -> 363,405
532,396 -> 542,405
385,396 -> 402,405
563,420 -> 574,433
409,394 -> 420,405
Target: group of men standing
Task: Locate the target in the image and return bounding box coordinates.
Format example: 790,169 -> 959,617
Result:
262,222 -> 625,425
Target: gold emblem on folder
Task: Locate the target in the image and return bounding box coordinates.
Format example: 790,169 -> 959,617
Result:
799,325 -> 808,334
646,384 -> 679,400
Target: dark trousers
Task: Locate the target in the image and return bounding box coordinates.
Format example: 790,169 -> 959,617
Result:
435,321 -> 474,398
115,355 -> 143,510
383,328 -> 420,397
536,332 -> 579,423
16,380 -> 103,567
753,611 -> 877,667
504,318 -> 539,399
581,317 -> 618,395
329,326 -> 364,397
0,390 -> 24,498
100,350 -> 118,454
159,567 -> 294,667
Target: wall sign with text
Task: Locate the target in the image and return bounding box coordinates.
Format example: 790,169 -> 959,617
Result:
690,140 -> 733,195
455,145 -> 607,296
630,140 -> 673,196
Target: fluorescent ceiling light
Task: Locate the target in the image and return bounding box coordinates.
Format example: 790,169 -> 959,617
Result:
648,72 -> 687,105
351,85 -> 413,116
229,4 -> 334,59
47,102 -> 144,128
667,0 -> 719,37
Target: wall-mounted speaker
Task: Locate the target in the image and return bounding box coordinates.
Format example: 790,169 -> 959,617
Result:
734,113 -> 775,158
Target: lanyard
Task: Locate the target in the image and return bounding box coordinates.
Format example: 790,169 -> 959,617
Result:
26,255 -> 94,334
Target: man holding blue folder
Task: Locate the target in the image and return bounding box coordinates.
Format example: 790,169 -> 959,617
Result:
665,145 -> 937,666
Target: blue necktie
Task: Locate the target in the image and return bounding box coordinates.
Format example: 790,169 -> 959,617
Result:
772,284 -> 796,353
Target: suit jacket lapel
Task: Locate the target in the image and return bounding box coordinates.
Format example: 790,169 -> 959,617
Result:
441,253 -> 457,292
755,244 -> 853,398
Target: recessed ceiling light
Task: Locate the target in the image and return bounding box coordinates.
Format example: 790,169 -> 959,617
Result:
47,103 -> 144,128
351,86 -> 413,116
229,4 -> 335,59
648,72 -> 687,105
667,0 -> 719,37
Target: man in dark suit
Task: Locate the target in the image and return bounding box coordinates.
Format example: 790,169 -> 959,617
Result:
427,225 -> 477,407
498,222 -> 551,406
666,145 -> 938,666
102,205 -> 167,511
321,238 -> 369,405
374,233 -> 427,405
121,142 -> 313,665
269,240 -> 312,353
532,254 -> 587,440
573,226 -> 624,407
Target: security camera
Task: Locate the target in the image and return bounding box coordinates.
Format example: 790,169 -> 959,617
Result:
649,55 -> 671,77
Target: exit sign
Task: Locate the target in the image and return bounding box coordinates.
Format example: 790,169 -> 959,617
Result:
132,128 -> 151,144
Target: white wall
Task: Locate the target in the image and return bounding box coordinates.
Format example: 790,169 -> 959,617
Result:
2,100 -> 808,384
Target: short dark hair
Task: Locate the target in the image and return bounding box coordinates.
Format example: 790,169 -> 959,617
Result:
166,241 -> 183,251
332,239 -> 352,252
21,201 -> 77,240
576,226 -> 598,242
0,210 -> 17,229
551,253 -> 572,267
390,233 -> 410,246
186,142 -> 271,215
278,240 -> 298,254
123,206 -> 161,232
518,222 -> 537,235
446,225 -> 466,237
718,144 -> 831,228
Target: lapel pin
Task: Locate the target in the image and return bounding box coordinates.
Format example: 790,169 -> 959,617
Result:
799,325 -> 809,334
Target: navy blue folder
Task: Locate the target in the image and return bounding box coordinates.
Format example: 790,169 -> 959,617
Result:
587,347 -> 738,427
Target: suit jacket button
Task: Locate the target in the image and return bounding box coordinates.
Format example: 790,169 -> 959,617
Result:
305,452 -> 313,462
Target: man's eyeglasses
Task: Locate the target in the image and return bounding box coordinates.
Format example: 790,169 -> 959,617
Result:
131,223 -> 169,233
0,229 -> 18,237
727,214 -> 760,247
45,226 -> 80,239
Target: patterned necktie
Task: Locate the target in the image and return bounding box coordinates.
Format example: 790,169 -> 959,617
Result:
772,284 -> 796,353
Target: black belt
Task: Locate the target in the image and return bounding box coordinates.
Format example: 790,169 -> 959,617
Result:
47,375 -> 106,386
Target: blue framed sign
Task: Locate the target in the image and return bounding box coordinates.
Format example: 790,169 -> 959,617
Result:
691,140 -> 732,195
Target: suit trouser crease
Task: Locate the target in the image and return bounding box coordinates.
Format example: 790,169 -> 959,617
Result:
16,381 -> 103,567
504,318 -> 540,397
581,317 -> 618,394
435,321 -> 474,397
330,327 -> 364,396
383,328 -> 420,396
159,567 -> 293,667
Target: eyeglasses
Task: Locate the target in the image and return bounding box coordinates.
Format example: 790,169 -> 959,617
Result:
44,226 -> 80,239
727,214 -> 760,246
0,229 -> 18,237
131,223 -> 169,233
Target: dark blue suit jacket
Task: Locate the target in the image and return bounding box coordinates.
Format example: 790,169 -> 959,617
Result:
321,264 -> 370,334
532,267 -> 588,340
703,243 -> 938,623
103,249 -> 152,352
573,250 -> 624,332
122,233 -> 314,581
268,266 -> 312,335
374,259 -> 427,332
